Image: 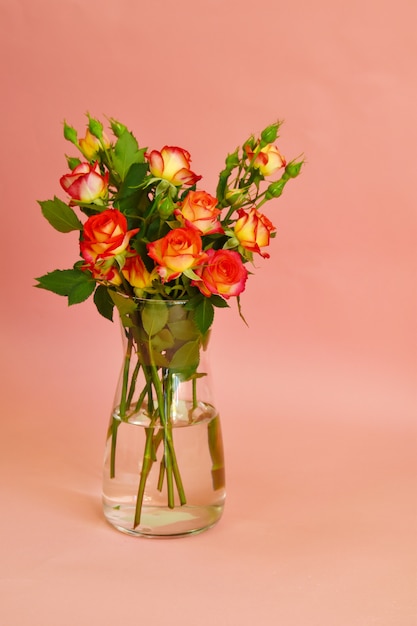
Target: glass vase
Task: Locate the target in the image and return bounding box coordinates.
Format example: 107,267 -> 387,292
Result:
102,298 -> 226,538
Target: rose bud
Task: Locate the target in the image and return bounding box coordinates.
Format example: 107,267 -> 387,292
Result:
245,143 -> 286,177
146,146 -> 202,186
60,162 -> 109,203
87,260 -> 122,286
79,129 -> 111,160
121,253 -> 154,291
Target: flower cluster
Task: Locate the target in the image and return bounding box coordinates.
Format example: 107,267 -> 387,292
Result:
36,115 -> 303,333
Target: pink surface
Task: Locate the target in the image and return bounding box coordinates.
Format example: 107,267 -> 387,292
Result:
1,0 -> 416,624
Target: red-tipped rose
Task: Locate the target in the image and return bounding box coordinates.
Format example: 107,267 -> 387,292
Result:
80,209 -> 139,265
234,208 -> 275,258
175,191 -> 224,235
60,162 -> 109,202
245,143 -> 286,177
147,227 -> 207,281
192,249 -> 248,299
146,146 -> 202,186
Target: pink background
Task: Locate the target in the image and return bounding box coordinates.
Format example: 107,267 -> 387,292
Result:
1,0 -> 416,624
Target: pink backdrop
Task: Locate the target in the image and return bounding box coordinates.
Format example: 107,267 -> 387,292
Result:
1,0 -> 416,624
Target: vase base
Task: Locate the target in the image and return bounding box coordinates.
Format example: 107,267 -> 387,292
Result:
103,502 -> 224,538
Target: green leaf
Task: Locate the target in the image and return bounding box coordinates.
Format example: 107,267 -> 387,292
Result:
151,329 -> 175,352
142,303 -> 169,336
168,320 -> 199,341
194,298 -> 214,335
35,269 -> 95,305
169,340 -> 200,372
225,149 -> 240,170
216,170 -> 229,205
94,285 -> 114,321
109,291 -> 137,326
210,295 -> 229,308
112,131 -> 146,181
115,162 -> 150,215
39,197 -> 83,233
68,279 -> 96,305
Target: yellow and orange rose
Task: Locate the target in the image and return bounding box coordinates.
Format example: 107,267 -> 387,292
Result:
80,209 -> 139,265
146,146 -> 202,186
175,191 -> 224,235
147,227 -> 207,282
192,249 -> 248,299
245,143 -> 286,177
234,208 -> 275,258
88,261 -> 122,286
121,253 -> 154,291
78,129 -> 111,160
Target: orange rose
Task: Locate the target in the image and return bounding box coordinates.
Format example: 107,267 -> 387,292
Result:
245,143 -> 286,177
60,162 -> 109,203
121,253 -> 154,291
80,209 -> 139,265
234,208 -> 275,258
147,228 -> 207,281
146,146 -> 202,186
175,191 -> 224,235
192,249 -> 248,299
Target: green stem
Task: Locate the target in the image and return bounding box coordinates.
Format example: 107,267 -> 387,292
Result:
150,366 -> 186,507
133,420 -> 157,528
192,377 -> 197,410
126,359 -> 141,407
110,417 -> 119,479
119,332 -> 133,418
157,455 -> 166,491
109,331 -> 133,480
134,379 -> 150,413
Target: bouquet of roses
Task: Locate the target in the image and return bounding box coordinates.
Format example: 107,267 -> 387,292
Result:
35,115 -> 303,532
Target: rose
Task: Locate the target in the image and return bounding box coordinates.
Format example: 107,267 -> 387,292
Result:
122,253 -> 154,290
79,129 -> 111,160
147,227 -> 207,281
192,249 -> 248,299
80,209 -> 139,265
146,146 -> 202,186
245,143 -> 286,177
234,208 -> 275,258
174,191 -> 224,235
225,188 -> 249,208
88,261 -> 122,286
60,162 -> 109,202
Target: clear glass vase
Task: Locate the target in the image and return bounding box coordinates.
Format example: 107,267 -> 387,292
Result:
102,298 -> 226,538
